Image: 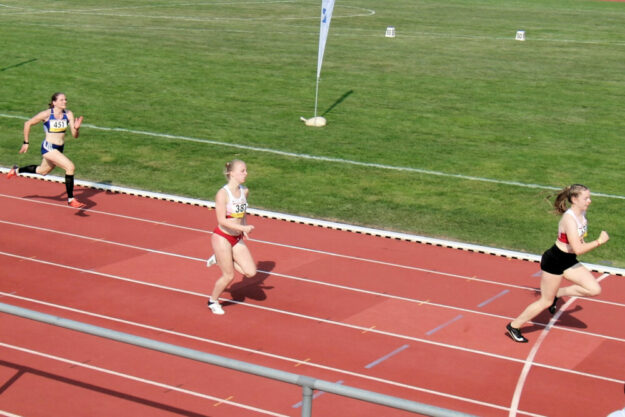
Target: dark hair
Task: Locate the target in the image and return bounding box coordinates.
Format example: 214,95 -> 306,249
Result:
224,159 -> 244,180
553,184 -> 588,214
48,92 -> 65,108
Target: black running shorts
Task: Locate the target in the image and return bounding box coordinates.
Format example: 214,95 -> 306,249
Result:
540,244 -> 579,275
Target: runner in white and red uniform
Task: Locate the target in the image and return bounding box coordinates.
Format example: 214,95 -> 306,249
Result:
206,159 -> 257,315
506,184 -> 609,343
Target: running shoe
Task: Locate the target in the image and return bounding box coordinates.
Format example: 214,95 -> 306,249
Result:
506,323 -> 528,343
206,254 -> 217,267
68,199 -> 86,209
7,166 -> 18,179
208,300 -> 225,315
548,297 -> 559,314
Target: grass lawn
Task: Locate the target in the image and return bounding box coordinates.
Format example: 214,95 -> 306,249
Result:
1,0 -> 624,266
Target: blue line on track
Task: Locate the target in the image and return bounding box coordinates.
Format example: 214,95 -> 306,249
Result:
364,344 -> 410,369
425,315 -> 463,336
477,289 -> 510,308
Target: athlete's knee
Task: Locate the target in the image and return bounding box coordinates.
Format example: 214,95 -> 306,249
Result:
36,166 -> 51,176
242,265 -> 257,278
65,162 -> 75,175
585,283 -> 601,297
221,271 -> 236,283
538,297 -> 554,310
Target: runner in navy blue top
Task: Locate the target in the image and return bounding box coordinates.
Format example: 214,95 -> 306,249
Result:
7,92 -> 85,208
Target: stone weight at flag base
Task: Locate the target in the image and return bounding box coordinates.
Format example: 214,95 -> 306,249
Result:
301,0 -> 335,127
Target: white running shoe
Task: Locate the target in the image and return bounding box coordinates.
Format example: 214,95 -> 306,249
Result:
208,300 -> 225,315
206,254 -> 216,267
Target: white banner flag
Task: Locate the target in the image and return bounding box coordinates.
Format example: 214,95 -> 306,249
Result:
316,0 -> 336,80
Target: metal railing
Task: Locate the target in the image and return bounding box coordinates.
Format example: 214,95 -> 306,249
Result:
0,302 -> 477,417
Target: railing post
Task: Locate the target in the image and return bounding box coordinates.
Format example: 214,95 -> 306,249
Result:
301,385 -> 313,417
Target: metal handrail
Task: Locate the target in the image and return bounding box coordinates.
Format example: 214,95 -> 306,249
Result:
0,302 -> 477,417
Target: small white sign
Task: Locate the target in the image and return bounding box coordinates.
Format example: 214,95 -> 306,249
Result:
385,26 -> 396,38
515,30 -> 526,41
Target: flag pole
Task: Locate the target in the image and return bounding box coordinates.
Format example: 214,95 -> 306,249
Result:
314,76 -> 320,118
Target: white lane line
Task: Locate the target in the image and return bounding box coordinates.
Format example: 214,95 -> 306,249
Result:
1,278 -> 624,388
0,410 -> 23,417
0,342 -> 288,417
2,219 -> 625,337
0,292 -> 545,416
507,273 -> 611,417
1,114 -> 623,201
1,174 -> 624,280
1,203 -> 623,308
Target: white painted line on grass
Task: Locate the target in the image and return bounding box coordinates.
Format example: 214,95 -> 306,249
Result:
1,114 -> 624,203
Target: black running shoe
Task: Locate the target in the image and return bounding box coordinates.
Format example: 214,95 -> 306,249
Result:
506,323 -> 528,343
548,297 -> 559,314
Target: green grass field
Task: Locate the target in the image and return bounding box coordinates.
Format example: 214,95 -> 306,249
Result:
1,0 -> 624,267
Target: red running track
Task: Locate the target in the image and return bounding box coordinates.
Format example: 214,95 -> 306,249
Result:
1,176 -> 624,417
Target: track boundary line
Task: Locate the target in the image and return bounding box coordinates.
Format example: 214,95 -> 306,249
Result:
1,169 -> 623,277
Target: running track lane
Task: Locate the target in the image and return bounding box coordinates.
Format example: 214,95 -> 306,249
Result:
1,177 -> 624,417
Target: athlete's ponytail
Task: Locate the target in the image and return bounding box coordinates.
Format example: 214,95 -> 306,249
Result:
553,184 -> 588,214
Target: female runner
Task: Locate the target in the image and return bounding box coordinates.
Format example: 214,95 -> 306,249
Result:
7,92 -> 85,208
206,159 -> 257,315
507,184 -> 609,342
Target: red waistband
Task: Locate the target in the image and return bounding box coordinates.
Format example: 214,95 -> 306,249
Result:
213,226 -> 242,246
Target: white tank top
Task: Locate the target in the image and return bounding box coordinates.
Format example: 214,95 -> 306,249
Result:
557,209 -> 587,244
223,185 -> 247,219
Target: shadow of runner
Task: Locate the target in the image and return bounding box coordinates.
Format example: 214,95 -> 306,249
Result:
226,261 -> 276,303
519,305 -> 587,336
23,184 -> 107,215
